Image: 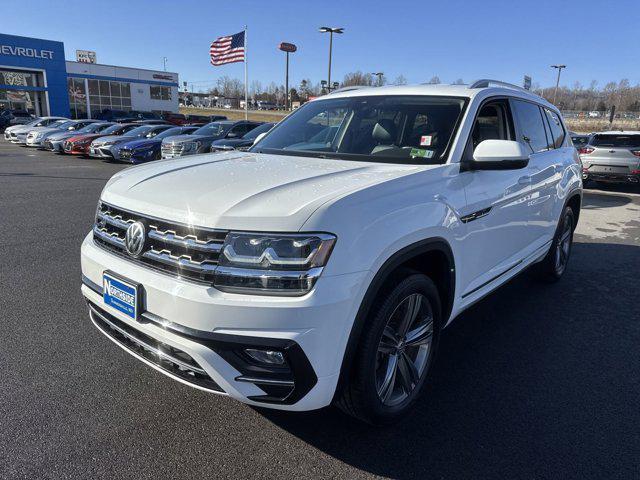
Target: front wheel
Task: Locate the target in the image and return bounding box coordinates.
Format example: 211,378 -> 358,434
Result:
336,272 -> 441,424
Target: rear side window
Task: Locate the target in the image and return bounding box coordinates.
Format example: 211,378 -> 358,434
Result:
543,108 -> 565,148
591,134 -> 640,148
511,99 -> 549,153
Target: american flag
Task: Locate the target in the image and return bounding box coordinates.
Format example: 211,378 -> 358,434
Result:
210,31 -> 245,66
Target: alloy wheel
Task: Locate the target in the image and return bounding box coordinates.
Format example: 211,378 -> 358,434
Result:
375,293 -> 434,406
555,214 -> 573,274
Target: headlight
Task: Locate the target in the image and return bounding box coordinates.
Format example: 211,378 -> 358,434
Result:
102,141 -> 115,146
214,232 -> 336,296
184,141 -> 201,152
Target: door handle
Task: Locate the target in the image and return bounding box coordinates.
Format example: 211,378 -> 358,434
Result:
518,176 -> 531,185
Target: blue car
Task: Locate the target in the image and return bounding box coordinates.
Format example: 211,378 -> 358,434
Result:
113,126 -> 199,163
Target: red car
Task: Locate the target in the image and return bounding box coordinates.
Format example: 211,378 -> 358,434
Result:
63,124 -> 137,155
163,113 -> 189,126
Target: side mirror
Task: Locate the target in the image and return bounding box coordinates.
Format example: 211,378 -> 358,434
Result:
253,132 -> 268,145
467,140 -> 530,170
226,131 -> 239,138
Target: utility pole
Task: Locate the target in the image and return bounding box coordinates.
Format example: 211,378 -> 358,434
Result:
319,27 -> 344,92
163,57 -> 167,72
551,64 -> 566,106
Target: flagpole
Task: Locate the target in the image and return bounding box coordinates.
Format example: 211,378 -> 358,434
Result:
244,25 -> 248,121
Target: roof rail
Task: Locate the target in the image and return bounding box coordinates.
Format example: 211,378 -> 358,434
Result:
469,79 -> 535,95
328,85 -> 370,95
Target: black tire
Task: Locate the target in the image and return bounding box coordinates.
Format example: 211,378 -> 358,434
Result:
533,206 -> 575,282
336,271 -> 442,424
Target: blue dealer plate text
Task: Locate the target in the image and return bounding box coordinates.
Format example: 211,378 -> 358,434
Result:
103,272 -> 138,319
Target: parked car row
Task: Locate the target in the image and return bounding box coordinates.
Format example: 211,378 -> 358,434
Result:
2,114 -> 275,164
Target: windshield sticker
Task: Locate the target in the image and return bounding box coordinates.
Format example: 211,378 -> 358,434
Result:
420,135 -> 433,146
410,148 -> 435,159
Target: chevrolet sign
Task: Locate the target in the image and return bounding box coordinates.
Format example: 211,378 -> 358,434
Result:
0,44 -> 54,59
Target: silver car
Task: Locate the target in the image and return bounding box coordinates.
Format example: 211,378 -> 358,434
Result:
580,131 -> 640,184
44,122 -> 115,152
4,116 -> 67,142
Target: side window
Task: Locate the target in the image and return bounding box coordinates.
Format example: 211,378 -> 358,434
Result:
230,124 -> 248,135
543,108 -> 565,149
511,99 -> 549,153
470,101 -> 514,150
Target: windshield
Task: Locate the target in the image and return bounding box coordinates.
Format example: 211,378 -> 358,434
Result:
55,120 -> 75,129
252,96 -> 467,163
194,122 -> 230,136
243,123 -> 274,140
123,126 -> 154,137
101,124 -> 125,135
591,134 -> 640,148
570,135 -> 590,148
78,123 -> 104,133
156,127 -> 189,139
24,117 -> 43,126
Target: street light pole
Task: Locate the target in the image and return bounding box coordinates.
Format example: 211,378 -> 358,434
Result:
319,27 -> 344,92
551,64 -> 566,106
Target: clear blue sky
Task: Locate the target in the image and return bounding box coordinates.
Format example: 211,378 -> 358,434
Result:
2,0 -> 638,91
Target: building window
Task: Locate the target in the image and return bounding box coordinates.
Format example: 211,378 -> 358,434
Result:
150,85 -> 171,101
87,79 -> 132,116
68,78 -> 88,119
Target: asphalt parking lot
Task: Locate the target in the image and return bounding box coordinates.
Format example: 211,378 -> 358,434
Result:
0,142 -> 638,480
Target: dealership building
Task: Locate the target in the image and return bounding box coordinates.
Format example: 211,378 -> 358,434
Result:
0,33 -> 179,118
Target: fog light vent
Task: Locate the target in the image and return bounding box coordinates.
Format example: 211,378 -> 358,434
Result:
244,348 -> 285,365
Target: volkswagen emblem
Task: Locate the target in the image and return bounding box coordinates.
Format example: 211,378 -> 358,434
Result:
124,221 -> 146,257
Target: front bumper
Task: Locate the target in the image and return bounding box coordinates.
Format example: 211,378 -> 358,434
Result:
44,139 -> 64,152
81,233 -> 364,410
89,146 -> 116,158
26,137 -> 43,147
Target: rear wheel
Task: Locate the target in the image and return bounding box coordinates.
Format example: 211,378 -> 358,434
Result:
534,206 -> 575,281
336,272 -> 441,424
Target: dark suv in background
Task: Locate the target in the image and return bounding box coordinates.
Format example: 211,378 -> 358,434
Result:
1,109 -> 33,129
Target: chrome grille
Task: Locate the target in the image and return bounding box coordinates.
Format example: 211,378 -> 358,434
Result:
93,202 -> 227,283
161,143 -> 184,156
118,149 -> 132,160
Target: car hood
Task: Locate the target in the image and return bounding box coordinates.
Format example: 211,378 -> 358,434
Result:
93,135 -> 130,144
29,126 -> 61,134
101,151 -> 420,231
120,138 -> 160,150
8,125 -> 37,134
210,138 -> 249,149
49,131 -> 79,141
162,134 -> 216,144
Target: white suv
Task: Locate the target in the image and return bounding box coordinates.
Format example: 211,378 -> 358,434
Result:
81,80 -> 582,424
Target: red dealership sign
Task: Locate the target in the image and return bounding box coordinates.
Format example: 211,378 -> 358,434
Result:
278,42 -> 297,53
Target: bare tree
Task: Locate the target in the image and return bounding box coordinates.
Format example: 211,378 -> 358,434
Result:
342,71 -> 373,87
393,75 -> 407,85
216,76 -> 243,99
427,76 -> 441,84
453,78 -> 465,85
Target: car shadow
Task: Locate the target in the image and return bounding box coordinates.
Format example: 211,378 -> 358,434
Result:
584,181 -> 640,196
257,241 -> 639,479
582,191 -> 633,209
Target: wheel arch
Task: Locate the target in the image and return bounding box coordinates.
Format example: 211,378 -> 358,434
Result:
332,237 -> 456,402
566,190 -> 582,229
